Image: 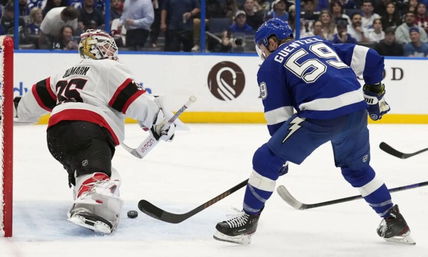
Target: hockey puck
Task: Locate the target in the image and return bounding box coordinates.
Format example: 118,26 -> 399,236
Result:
127,210 -> 138,219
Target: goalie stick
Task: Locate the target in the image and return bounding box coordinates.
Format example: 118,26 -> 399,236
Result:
122,96 -> 197,159
379,142 -> 428,159
277,180 -> 428,210
138,179 -> 248,223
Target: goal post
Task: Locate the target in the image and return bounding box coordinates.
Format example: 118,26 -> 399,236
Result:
0,36 -> 13,237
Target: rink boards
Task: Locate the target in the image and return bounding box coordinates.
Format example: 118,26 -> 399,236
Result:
14,51 -> 428,124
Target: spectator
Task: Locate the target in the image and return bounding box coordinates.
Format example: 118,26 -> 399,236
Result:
220,11 -> 253,52
67,0 -> 83,9
161,0 -> 200,52
39,6 -> 79,49
28,0 -> 44,10
347,12 -> 369,43
27,7 -> 43,35
374,27 -> 403,56
403,27 -> 428,56
19,0 -> 30,17
78,0 -> 105,32
266,0 -> 289,22
1,3 -> 26,35
118,0 -> 154,51
319,10 -> 336,41
415,3 -> 428,34
339,0 -> 358,10
225,0 -> 239,19
331,19 -> 357,43
395,11 -> 428,44
330,0 -> 351,25
257,0 -> 272,13
228,10 -> 254,34
111,0 -> 124,21
366,18 -> 384,43
26,7 -> 44,48
303,19 -> 324,38
52,25 -> 79,50
300,0 -> 320,35
301,0 -> 320,22
42,0 -> 67,18
242,0 -> 264,30
149,0 -> 163,48
404,0 -> 419,14
361,0 -> 380,31
380,2 -> 401,31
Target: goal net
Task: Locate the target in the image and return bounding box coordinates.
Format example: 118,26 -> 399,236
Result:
0,36 -> 13,237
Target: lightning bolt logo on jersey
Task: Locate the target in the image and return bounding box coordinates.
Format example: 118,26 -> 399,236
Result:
282,116 -> 305,143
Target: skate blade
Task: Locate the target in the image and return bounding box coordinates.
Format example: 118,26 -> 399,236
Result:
384,232 -> 416,245
68,214 -> 112,234
213,230 -> 252,245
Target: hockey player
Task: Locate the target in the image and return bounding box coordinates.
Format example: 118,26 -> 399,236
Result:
14,29 -> 176,234
213,18 -> 414,245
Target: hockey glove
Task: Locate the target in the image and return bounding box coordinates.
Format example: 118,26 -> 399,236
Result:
150,109 -> 176,141
363,83 -> 391,121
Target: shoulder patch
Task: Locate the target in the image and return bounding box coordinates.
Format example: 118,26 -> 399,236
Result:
259,82 -> 268,99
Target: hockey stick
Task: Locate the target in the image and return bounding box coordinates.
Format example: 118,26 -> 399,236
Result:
121,96 -> 197,159
138,179 -> 248,223
379,142 -> 428,159
277,180 -> 428,210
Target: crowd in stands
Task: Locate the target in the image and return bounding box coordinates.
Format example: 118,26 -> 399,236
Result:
1,0 -> 428,57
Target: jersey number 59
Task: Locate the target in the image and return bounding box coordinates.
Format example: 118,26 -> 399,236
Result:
284,42 -> 347,83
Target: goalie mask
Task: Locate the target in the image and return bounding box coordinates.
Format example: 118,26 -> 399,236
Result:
79,29 -> 118,60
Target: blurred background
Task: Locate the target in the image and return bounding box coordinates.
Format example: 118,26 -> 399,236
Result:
4,0 -> 428,57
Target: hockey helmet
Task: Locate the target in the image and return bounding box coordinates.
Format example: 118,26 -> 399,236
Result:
79,29 -> 118,60
255,18 -> 293,48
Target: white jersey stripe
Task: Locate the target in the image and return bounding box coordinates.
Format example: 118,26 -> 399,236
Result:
298,89 -> 364,112
248,170 -> 276,192
357,174 -> 385,197
350,45 -> 369,78
264,106 -> 294,125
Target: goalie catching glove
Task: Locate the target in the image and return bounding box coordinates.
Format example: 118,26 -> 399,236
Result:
363,83 -> 390,121
139,97 -> 176,141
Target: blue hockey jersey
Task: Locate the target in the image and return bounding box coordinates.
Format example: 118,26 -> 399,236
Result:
257,36 -> 384,135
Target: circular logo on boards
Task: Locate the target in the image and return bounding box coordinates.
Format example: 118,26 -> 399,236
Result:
207,61 -> 245,101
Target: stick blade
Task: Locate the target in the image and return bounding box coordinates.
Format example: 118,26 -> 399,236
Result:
379,142 -> 406,159
276,185 -> 305,210
138,200 -> 184,224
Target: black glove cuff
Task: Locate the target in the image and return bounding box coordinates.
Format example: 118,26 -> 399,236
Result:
363,83 -> 385,95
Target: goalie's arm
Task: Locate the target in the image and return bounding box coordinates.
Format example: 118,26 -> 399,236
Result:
16,78 -> 55,122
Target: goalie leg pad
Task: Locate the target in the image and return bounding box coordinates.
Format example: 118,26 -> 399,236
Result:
69,171 -> 123,234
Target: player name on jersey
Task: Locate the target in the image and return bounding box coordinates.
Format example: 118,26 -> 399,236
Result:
63,66 -> 91,78
274,37 -> 323,63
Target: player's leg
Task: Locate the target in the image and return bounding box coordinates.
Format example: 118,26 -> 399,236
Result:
47,121 -> 123,234
214,115 -> 335,244
332,110 -> 414,244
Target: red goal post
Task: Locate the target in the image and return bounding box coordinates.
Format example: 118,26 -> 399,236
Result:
0,36 -> 13,237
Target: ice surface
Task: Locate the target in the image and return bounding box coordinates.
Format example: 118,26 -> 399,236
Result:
3,123 -> 428,257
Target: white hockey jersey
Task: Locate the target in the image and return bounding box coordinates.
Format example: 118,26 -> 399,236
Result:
17,58 -> 159,145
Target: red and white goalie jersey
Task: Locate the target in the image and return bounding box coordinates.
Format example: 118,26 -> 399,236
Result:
16,58 -> 159,145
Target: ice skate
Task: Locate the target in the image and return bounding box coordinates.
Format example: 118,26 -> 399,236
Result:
213,211 -> 260,245
377,205 -> 415,245
68,172 -> 123,234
